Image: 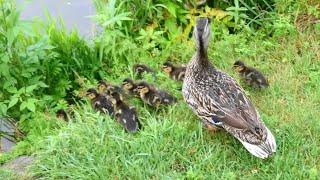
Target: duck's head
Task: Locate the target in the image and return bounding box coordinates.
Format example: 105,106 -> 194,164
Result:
135,81 -> 150,94
133,64 -> 145,73
109,91 -> 123,105
233,60 -> 246,72
56,109 -> 67,120
122,78 -> 135,90
97,80 -> 108,94
162,61 -> 174,74
106,84 -> 119,94
193,17 -> 211,51
86,88 -> 99,100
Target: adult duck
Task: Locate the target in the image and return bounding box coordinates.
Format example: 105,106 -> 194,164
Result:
182,17 -> 276,158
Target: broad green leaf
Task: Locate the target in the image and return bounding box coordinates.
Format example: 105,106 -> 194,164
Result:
20,101 -> 27,111
6,86 -> 17,94
38,82 -> 49,88
28,98 -> 38,104
26,84 -> 38,93
8,97 -> 19,109
27,101 -> 36,112
166,2 -> 177,18
165,18 -> 178,34
0,103 -> 7,116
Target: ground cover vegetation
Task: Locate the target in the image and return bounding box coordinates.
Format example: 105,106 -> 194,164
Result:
0,0 -> 319,179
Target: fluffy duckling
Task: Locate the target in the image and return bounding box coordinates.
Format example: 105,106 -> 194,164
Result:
162,61 -> 186,81
121,78 -> 139,97
56,109 -> 69,122
109,91 -> 140,133
157,89 -> 177,105
135,82 -> 161,107
233,60 -> 269,89
97,80 -> 123,96
133,63 -> 156,79
135,82 -> 176,107
86,88 -> 114,116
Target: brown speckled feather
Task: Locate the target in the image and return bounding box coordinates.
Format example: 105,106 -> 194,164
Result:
182,17 -> 276,158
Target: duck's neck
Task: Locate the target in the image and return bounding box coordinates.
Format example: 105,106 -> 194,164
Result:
195,40 -> 209,67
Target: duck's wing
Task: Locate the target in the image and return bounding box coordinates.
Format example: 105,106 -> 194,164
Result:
193,71 -> 258,129
188,70 -> 276,158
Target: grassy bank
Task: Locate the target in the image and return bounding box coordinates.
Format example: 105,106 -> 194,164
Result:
1,0 -> 320,179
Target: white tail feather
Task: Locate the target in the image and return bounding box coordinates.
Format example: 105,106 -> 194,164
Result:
237,127 -> 277,159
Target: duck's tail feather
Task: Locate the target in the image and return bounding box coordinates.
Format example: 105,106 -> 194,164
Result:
237,127 -> 276,159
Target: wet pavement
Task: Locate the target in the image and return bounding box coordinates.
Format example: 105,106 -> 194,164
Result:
17,0 -> 98,38
1,155 -> 34,177
0,118 -> 16,153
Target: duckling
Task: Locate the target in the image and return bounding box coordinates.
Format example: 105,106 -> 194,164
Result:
97,80 -> 124,96
162,61 -> 186,81
233,60 -> 269,89
86,88 -> 114,116
135,82 -> 161,107
121,78 -> 139,97
135,81 -> 176,107
133,63 -> 156,79
109,91 -> 140,133
156,88 -> 177,105
56,109 -> 69,122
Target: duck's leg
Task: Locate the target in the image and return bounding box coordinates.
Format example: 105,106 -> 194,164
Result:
202,121 -> 219,133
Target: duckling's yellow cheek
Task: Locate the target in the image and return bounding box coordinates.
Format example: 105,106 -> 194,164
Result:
88,94 -> 95,99
98,85 -> 105,92
111,99 -> 116,105
236,67 -> 243,72
107,85 -> 114,91
141,87 -> 149,94
163,67 -> 172,74
126,84 -> 133,89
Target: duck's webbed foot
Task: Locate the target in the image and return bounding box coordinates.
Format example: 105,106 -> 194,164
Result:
202,120 -> 220,133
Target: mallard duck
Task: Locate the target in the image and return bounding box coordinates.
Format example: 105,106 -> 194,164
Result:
162,61 -> 186,81
121,78 -> 139,97
86,88 -> 114,116
56,109 -> 69,122
233,60 -> 269,89
109,91 -> 140,133
97,80 -> 124,96
133,63 -> 156,79
182,17 -> 276,159
135,81 -> 176,107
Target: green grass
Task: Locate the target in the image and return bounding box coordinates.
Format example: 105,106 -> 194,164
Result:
1,1 -> 320,179
21,29 -> 319,179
